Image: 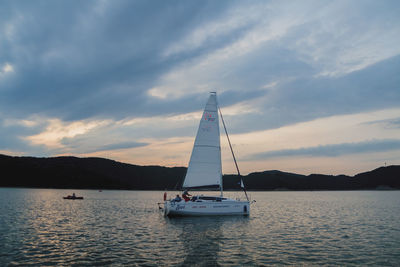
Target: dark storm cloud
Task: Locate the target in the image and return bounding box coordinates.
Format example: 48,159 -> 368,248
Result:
222,55 -> 400,134
2,0 -> 399,126
0,0 -> 241,120
246,139 -> 400,160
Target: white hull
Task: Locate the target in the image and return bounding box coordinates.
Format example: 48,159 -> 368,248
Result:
164,197 -> 249,217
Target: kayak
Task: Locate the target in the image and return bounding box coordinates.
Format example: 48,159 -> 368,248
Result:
63,196 -> 84,200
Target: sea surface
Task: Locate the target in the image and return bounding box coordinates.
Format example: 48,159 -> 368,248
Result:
0,188 -> 399,266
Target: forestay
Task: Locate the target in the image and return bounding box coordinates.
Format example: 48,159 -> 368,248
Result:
182,92 -> 222,189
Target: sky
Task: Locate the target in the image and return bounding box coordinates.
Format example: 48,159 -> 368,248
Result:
1,0 -> 399,175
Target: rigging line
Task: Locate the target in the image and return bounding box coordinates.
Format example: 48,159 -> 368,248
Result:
218,107 -> 240,176
218,105 -> 249,202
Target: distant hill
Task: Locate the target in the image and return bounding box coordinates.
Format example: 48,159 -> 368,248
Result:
0,154 -> 185,190
0,154 -> 399,190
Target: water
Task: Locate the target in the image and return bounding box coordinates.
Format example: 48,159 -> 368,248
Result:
0,189 -> 399,266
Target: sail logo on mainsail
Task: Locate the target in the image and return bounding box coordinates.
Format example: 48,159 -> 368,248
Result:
204,112 -> 215,121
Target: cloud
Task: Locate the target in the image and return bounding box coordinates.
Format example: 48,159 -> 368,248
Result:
0,116 -> 48,154
26,118 -> 110,149
220,54 -> 400,135
246,139 -> 400,160
61,138 -> 148,154
95,142 -> 147,152
0,0 -> 399,174
363,117 -> 400,129
1,62 -> 13,73
1,0 -> 398,124
0,0 -> 240,121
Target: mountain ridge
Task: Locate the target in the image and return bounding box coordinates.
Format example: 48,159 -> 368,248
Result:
1,154 -> 399,190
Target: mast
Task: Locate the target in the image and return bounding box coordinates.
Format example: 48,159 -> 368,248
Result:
213,92 -> 223,197
218,104 -> 249,202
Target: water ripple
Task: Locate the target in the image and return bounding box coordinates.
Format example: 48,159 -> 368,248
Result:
0,189 -> 399,266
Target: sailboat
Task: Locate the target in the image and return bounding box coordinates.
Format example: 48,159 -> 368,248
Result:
164,92 -> 251,216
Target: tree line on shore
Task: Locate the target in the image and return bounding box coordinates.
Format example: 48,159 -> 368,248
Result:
1,154 -> 399,190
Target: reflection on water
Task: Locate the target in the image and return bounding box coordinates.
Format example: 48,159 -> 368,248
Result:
174,217 -> 223,266
0,189 -> 399,266
168,216 -> 249,266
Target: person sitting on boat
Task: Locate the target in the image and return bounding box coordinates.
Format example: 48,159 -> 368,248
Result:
72,193 -> 76,198
182,190 -> 192,202
173,195 -> 182,202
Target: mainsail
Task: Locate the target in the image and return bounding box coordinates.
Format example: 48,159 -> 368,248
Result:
182,92 -> 222,189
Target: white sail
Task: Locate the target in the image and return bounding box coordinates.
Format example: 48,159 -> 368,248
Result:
182,92 -> 222,189
163,92 -> 251,217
